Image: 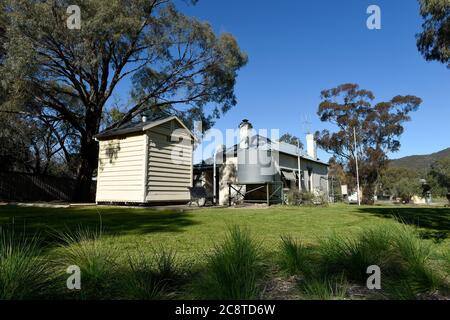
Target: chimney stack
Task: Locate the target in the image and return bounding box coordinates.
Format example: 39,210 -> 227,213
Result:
306,133 -> 317,159
239,119 -> 253,149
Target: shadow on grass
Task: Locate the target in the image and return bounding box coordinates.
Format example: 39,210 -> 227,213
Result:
0,205 -> 200,244
357,206 -> 450,242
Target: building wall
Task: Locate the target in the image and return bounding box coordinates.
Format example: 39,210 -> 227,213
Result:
96,134 -> 146,203
279,153 -> 328,194
145,120 -> 193,202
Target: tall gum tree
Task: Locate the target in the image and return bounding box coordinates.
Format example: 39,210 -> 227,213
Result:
417,0 -> 450,68
1,0 -> 247,201
315,83 -> 422,204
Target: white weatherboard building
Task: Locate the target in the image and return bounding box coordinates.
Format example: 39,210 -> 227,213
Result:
194,119 -> 329,206
94,116 -> 195,204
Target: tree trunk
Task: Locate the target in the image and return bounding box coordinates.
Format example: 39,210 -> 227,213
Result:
73,108 -> 101,202
73,139 -> 98,202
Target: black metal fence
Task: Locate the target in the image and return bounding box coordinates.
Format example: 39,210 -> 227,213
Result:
0,171 -> 96,202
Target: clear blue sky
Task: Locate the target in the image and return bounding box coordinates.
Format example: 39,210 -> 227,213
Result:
117,0 -> 449,163
181,0 -> 450,163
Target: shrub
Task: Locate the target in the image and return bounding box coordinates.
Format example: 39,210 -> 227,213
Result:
286,190 -> 318,206
57,227 -> 118,299
279,235 -> 313,276
286,190 -> 301,205
0,229 -> 52,299
201,226 -> 262,299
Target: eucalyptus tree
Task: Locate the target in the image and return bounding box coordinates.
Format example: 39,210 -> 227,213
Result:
1,0 -> 247,200
417,0 -> 450,68
315,84 -> 422,204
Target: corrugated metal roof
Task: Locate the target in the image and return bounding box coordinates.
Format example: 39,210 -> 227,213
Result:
94,115 -> 196,141
195,134 -> 329,167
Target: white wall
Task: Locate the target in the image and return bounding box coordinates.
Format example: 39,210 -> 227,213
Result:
96,134 -> 146,203
146,120 -> 193,202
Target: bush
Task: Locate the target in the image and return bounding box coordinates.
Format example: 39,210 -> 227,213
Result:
0,229 -> 52,299
57,227 -> 118,299
200,226 -> 262,299
279,236 -> 313,276
286,190 -> 322,206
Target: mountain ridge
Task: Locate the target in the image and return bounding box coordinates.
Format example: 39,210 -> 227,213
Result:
389,147 -> 450,171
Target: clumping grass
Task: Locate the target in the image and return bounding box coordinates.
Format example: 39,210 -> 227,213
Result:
0,204 -> 448,300
123,247 -> 184,300
199,226 -> 262,300
315,222 -> 445,299
279,235 -> 313,276
444,250 -> 450,275
300,274 -> 349,300
123,251 -> 164,300
57,227 -> 118,299
385,224 -> 441,296
0,228 -> 52,299
318,226 -> 392,281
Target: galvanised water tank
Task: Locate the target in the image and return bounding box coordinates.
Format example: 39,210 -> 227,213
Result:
237,148 -> 275,184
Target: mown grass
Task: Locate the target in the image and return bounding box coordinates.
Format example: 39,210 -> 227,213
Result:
0,204 -> 448,300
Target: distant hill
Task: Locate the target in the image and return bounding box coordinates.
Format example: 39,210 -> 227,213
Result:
389,147 -> 450,171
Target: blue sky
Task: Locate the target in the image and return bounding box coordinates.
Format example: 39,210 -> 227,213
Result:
179,0 -> 450,163
112,0 -> 449,163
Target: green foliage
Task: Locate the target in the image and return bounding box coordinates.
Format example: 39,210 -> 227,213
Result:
393,177 -> 421,203
429,158 -> 450,191
58,227 -> 119,299
200,226 -> 262,299
380,167 -> 422,202
316,83 -> 422,204
416,0 -> 450,68
300,274 -> 349,300
0,229 -> 51,299
124,252 -> 165,300
279,133 -> 303,148
388,224 -> 441,294
316,223 -> 444,299
1,0 -> 247,199
123,248 -> 183,300
279,236 -> 313,276
318,227 -> 391,281
286,190 -> 320,206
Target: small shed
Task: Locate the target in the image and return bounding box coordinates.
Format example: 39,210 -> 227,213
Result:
94,116 -> 195,204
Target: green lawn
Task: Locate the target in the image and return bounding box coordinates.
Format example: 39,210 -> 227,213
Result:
1,203 -> 449,260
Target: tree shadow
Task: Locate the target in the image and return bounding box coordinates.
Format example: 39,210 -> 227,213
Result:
357,206 -> 450,242
0,205 -> 200,245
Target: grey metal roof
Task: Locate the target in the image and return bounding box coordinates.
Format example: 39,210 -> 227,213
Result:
94,115 -> 196,141
195,134 -> 329,167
